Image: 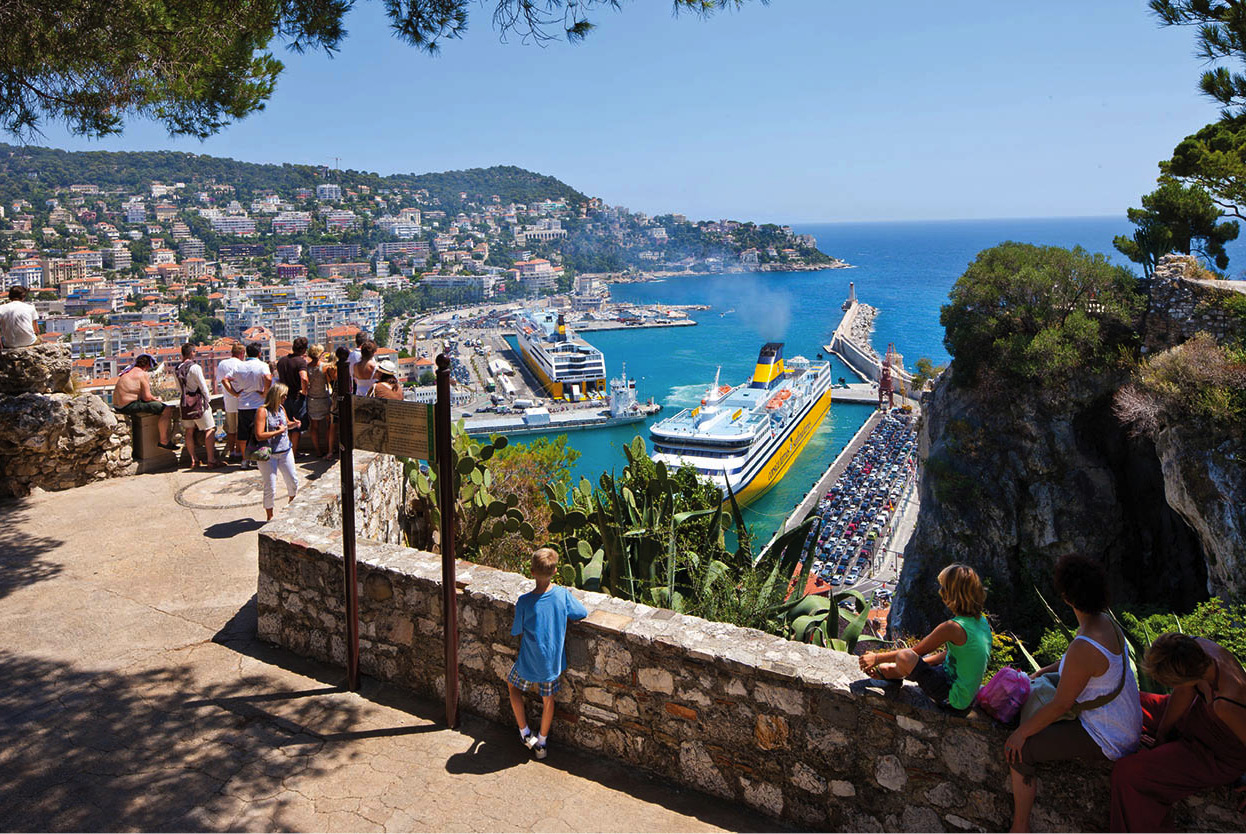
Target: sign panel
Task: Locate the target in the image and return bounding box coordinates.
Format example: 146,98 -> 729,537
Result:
352,396 -> 435,461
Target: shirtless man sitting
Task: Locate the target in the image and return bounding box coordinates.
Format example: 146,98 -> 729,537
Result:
113,353 -> 175,449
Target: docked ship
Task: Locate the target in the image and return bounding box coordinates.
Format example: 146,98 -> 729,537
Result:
515,310 -> 607,400
649,343 -> 833,504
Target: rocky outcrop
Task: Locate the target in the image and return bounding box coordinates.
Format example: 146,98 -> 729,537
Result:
0,345 -> 134,498
0,343 -> 72,395
891,374 -> 1206,636
894,254 -> 1244,636
1153,424 -> 1246,597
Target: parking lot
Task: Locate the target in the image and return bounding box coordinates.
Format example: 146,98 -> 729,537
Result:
799,411 -> 917,602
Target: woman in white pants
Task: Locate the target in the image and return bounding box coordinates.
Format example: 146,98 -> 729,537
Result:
253,382 -> 300,520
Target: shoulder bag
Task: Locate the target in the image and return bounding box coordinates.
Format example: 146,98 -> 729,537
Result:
1019,622 -> 1128,724
176,361 -> 207,420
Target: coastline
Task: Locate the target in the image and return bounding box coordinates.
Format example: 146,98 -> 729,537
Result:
602,261 -> 854,283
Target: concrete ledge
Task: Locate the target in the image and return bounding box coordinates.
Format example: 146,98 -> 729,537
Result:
257,451 -> 1240,832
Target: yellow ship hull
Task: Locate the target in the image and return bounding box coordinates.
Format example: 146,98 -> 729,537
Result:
732,384 -> 834,505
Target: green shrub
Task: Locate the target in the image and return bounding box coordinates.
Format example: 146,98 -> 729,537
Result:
940,243 -> 1143,386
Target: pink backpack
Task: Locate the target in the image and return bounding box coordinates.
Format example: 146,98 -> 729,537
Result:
974,667 -> 1031,723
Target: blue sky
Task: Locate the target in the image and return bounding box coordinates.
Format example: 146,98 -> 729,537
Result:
24,1 -> 1228,222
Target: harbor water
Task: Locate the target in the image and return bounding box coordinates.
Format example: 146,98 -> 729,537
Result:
513,216 -> 1198,545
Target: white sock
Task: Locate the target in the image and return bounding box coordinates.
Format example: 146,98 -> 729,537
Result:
520,727 -> 531,739
537,733 -> 547,746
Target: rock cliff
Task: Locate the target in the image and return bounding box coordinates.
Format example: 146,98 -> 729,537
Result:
0,344 -> 134,498
894,255 -> 1244,636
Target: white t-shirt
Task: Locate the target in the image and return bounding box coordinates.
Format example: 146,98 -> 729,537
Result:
215,356 -> 244,412
347,348 -> 361,392
0,301 -> 38,348
225,357 -> 271,410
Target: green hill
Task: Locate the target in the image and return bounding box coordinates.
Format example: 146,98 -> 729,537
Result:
0,143 -> 588,208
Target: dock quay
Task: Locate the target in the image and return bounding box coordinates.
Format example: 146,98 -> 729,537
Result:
823,282 -> 913,387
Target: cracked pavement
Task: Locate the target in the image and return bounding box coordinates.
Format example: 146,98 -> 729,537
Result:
0,461 -> 776,832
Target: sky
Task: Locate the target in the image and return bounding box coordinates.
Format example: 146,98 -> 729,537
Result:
19,0 -> 1231,223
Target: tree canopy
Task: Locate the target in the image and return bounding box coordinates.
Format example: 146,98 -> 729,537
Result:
940,243 -> 1144,386
1,0 -> 751,139
1113,179 -> 1239,276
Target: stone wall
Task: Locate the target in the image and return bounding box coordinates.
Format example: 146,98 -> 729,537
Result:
257,452 -> 1238,832
1145,254 -> 1246,353
0,345 -> 134,498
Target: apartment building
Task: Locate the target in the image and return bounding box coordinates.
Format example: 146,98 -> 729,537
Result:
274,244 -> 302,263
41,257 -> 87,289
124,202 -> 146,224
222,284 -> 382,345
70,320 -> 191,357
272,211 -> 312,234
210,215 -> 257,236
171,240 -> 202,263
514,258 -> 558,292
317,262 -> 370,279
377,215 -> 421,239
276,263 -> 308,280
322,210 -> 358,231
316,184 -> 342,202
309,244 -> 361,262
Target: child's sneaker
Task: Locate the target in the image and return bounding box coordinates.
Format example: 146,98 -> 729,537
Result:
533,742 -> 547,760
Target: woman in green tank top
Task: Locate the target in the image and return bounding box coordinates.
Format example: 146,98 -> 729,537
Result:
860,563 -> 992,712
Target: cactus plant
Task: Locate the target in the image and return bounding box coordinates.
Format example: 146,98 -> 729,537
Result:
401,420 -> 535,558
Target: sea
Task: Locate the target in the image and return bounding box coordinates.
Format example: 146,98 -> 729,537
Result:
511,216 -> 1246,547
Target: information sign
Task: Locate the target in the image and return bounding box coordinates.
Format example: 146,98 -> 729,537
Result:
351,396 -> 435,461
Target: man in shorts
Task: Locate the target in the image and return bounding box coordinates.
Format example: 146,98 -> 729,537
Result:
222,342 -> 271,469
113,353 -> 175,449
174,343 -> 220,468
216,342 -> 246,462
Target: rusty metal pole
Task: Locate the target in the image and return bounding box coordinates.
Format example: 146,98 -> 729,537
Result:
435,352 -> 459,728
336,348 -> 360,692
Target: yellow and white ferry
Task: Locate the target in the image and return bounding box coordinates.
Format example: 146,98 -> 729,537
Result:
649,343 -> 832,504
515,310 -> 608,400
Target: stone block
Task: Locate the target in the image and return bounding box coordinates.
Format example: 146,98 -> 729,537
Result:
741,778 -> 783,818
679,741 -> 731,799
753,714 -> 789,751
753,682 -> 803,715
830,780 -> 856,798
790,761 -> 826,793
941,729 -> 991,784
664,702 -> 697,722
638,667 -> 674,694
875,754 -> 907,791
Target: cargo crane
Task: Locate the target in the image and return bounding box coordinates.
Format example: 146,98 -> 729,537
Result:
878,343 -> 900,410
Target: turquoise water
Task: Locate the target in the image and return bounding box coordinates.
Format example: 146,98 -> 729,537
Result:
513,215 -> 1230,545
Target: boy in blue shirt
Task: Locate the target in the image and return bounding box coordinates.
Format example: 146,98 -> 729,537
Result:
506,547 -> 587,760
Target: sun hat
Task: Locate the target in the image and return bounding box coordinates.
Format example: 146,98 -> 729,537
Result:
376,359 -> 399,377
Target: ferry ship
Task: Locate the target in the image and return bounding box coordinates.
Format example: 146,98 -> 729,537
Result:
515,310 -> 607,400
649,343 -> 833,504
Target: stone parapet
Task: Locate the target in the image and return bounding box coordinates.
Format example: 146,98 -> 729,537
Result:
1146,254 -> 1246,353
257,451 -> 1239,832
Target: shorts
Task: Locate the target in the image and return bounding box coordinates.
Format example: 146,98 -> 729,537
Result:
1013,718 -> 1107,777
285,393 -> 307,429
507,664 -> 561,696
182,411 -> 215,432
910,657 -> 962,711
238,409 -> 257,445
116,400 -> 166,417
224,411 -> 238,434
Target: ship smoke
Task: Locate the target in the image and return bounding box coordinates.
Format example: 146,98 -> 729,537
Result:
711,276 -> 791,341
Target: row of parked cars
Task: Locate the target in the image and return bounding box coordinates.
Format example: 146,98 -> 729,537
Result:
803,411 -> 917,588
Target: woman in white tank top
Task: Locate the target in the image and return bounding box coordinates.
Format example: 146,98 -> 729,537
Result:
1004,555 -> 1142,832
352,340 -> 378,397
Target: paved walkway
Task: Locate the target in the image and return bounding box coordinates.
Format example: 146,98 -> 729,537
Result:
0,459 -> 778,832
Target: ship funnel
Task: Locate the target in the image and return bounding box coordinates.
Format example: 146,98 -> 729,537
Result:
750,342 -> 786,389
556,313 -> 567,341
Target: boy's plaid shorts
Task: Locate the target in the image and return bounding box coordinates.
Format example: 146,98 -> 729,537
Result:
507,663 -> 561,696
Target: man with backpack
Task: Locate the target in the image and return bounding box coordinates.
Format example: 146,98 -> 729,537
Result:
174,343 -> 220,468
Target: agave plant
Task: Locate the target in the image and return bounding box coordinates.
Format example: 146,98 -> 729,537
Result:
402,421 -> 535,556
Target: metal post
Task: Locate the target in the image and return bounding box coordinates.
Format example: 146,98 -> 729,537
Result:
336,348 -> 360,692
435,353 -> 459,728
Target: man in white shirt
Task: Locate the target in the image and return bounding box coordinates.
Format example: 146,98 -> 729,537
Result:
215,342 -> 246,463
346,331 -> 368,394
0,286 -> 39,348
222,342 -> 271,469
